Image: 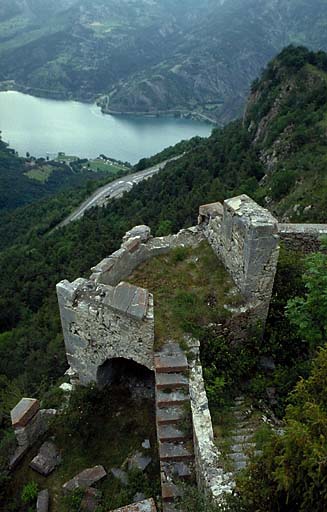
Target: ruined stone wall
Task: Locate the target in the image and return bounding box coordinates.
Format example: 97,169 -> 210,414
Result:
199,195 -> 280,325
57,225 -> 204,385
188,340 -> 234,501
57,278 -> 155,385
90,225 -> 204,286
278,223 -> 327,253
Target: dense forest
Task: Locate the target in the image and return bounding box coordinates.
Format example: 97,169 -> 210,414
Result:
1,46 -> 327,510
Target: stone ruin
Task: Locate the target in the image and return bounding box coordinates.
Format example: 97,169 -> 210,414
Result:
10,194 -> 327,509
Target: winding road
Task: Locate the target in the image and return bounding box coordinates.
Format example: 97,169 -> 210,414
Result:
58,155 -> 182,228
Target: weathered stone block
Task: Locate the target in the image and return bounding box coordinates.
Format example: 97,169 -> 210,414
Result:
62,465 -> 107,494
123,225 -> 151,243
15,409 -> 57,448
11,398 -> 39,429
30,441 -> 61,476
36,490 -> 49,512
110,498 -> 157,512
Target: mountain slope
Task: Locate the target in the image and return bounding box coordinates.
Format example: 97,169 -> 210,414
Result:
1,1 -> 327,122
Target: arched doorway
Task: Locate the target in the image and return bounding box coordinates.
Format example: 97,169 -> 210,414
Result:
96,358 -> 155,397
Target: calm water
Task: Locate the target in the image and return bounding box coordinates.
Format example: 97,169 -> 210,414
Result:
0,91 -> 212,164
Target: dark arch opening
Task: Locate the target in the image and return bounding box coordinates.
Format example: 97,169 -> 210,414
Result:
96,358 -> 155,397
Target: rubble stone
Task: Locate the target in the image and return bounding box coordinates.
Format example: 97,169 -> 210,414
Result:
63,466 -> 107,494
30,441 -> 61,476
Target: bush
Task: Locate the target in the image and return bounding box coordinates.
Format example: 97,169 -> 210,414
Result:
21,481 -> 38,505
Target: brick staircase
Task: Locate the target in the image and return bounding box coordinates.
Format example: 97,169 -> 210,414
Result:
154,343 -> 195,512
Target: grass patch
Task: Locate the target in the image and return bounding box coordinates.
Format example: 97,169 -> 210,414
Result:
85,159 -> 128,174
24,165 -> 54,183
7,386 -> 159,512
129,241 -> 240,347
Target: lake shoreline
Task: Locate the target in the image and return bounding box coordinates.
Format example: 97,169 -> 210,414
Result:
0,90 -> 212,163
0,81 -> 217,125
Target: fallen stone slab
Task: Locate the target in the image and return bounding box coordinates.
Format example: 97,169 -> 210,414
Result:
110,498 -> 157,511
80,487 -> 102,512
30,441 -> 61,476
111,468 -> 128,485
36,489 -> 49,512
9,444 -> 29,470
128,452 -> 152,472
11,398 -> 40,428
63,465 -> 107,494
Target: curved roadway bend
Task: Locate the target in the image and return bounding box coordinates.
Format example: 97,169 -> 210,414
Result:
58,155 -> 183,228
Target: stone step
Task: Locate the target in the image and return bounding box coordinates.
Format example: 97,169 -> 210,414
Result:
157,391 -> 189,408
156,373 -> 189,390
230,443 -> 256,453
228,452 -> 249,463
155,354 -> 188,374
161,483 -> 182,502
159,343 -> 184,356
159,442 -> 193,462
234,459 -> 247,471
161,461 -> 193,480
156,407 -> 185,425
230,434 -> 254,444
158,425 -> 190,443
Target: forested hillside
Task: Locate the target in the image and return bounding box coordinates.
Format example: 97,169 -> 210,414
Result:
1,0 -> 327,123
0,137 -> 128,213
1,47 -> 327,509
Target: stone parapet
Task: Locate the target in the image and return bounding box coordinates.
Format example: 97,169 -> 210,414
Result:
278,223 -> 327,253
200,195 -> 280,325
188,340 -> 234,501
90,226 -> 204,287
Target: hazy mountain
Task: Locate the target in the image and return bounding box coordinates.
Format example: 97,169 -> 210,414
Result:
0,0 -> 327,122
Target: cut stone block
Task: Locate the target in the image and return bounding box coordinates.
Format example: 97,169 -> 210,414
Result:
111,468 -> 128,485
156,407 -> 185,425
128,452 -> 152,472
161,483 -> 182,502
63,465 -> 107,494
30,441 -> 61,476
9,445 -> 29,470
156,390 -> 189,408
159,442 -> 193,462
161,461 -> 192,480
156,373 -> 189,390
80,487 -> 102,512
109,498 -> 156,511
11,398 -> 40,428
123,225 -> 151,243
36,490 -> 49,512
158,425 -> 190,442
154,355 -> 188,374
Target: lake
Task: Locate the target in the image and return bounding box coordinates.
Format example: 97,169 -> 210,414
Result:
0,91 -> 212,164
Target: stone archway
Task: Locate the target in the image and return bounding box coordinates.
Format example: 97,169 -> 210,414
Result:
96,358 -> 155,396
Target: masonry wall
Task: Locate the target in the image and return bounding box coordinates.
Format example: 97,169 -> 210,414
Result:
278,223 -> 327,253
90,225 -> 204,287
188,340 -> 234,500
57,278 -> 155,385
57,226 -> 204,385
200,195 -> 280,325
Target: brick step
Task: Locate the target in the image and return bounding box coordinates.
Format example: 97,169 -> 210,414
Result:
156,391 -> 189,408
159,442 -> 193,462
155,354 -> 188,374
161,483 -> 182,503
158,425 -> 191,443
156,373 -> 189,390
156,407 -> 185,425
161,461 -> 193,481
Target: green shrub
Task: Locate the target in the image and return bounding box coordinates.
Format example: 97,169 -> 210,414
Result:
21,481 -> 38,505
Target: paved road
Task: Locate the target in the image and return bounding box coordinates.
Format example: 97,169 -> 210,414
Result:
58,155 -> 182,228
